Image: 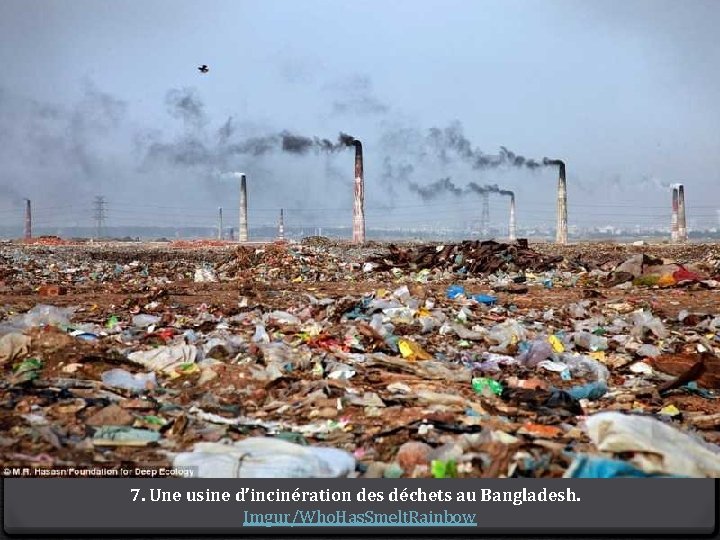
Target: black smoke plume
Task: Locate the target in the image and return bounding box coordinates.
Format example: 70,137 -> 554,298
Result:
144,90 -> 357,167
408,177 -> 463,200
466,182 -> 502,195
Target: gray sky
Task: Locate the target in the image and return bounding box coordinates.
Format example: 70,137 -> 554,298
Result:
1,0 -> 719,233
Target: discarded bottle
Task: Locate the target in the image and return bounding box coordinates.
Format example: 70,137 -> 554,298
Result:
472,377 -> 503,396
573,331 -> 608,352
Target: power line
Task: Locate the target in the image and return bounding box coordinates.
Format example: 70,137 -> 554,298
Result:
92,196 -> 107,239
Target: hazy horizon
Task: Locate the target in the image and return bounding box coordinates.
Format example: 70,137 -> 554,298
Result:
1,0 -> 719,237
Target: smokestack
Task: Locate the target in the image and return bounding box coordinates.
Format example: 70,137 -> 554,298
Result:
278,208 -> 285,241
217,207 -> 223,240
238,174 -> 248,242
677,183 -> 687,242
554,161 -> 568,244
24,199 -> 32,240
480,192 -> 490,237
671,185 -> 679,242
508,192 -> 516,242
352,140 -> 365,244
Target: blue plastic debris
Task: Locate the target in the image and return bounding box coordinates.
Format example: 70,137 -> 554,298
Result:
446,285 -> 466,299
565,380 -> 608,401
565,455 -> 685,478
472,294 -> 497,306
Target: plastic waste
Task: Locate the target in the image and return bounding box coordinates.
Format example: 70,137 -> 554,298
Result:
127,344 -> 198,374
517,339 -> 553,368
267,311 -> 301,325
0,333 -> 31,365
476,352 -> 517,372
101,369 -> 157,392
252,324 -> 270,343
446,285 -> 465,300
673,267 -> 701,283
564,455 -> 684,478
398,339 -> 433,361
93,426 -> 160,446
584,411 -> 720,477
487,319 -> 526,353
559,353 -> 610,382
573,331 -> 608,352
431,459 -> 457,478
472,377 -> 503,396
11,358 -> 43,383
565,380 -> 608,400
194,268 -> 218,283
0,305 -> 74,334
630,310 -> 668,339
472,294 -> 497,306
547,334 -> 564,353
173,437 -> 356,478
132,314 -> 161,328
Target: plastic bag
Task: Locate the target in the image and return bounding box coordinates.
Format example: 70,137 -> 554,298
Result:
173,437 -> 356,478
559,353 -> 610,382
101,369 -> 156,392
584,411 -> 720,477
516,339 -> 553,367
0,305 -> 75,334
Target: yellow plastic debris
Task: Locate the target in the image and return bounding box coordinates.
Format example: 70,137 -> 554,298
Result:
589,351 -> 606,362
398,339 -> 433,361
548,335 -> 565,353
292,276 -> 303,283
660,405 -> 680,416
170,363 -> 200,379
657,274 -> 676,287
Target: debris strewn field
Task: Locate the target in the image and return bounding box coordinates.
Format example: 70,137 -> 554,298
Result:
1,239 -> 719,478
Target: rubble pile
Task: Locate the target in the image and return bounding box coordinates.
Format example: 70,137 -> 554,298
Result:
1,240 -> 719,479
219,243 -> 352,282
365,240 -> 566,276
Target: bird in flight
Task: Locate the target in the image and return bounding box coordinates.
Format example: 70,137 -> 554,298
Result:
198,65 -> 209,73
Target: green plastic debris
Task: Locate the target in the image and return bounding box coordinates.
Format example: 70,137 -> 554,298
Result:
431,460 -> 457,479
383,463 -> 404,478
141,415 -> 166,426
274,432 -> 308,446
633,275 -> 660,287
472,377 -> 503,396
12,358 -> 43,383
106,315 -> 120,329
14,357 -> 42,373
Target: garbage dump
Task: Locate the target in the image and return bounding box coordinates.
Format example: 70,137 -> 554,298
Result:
1,240 -> 719,478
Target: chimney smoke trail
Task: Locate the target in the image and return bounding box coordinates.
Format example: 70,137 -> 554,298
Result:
278,208 -> 285,241
409,177 -> 462,200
